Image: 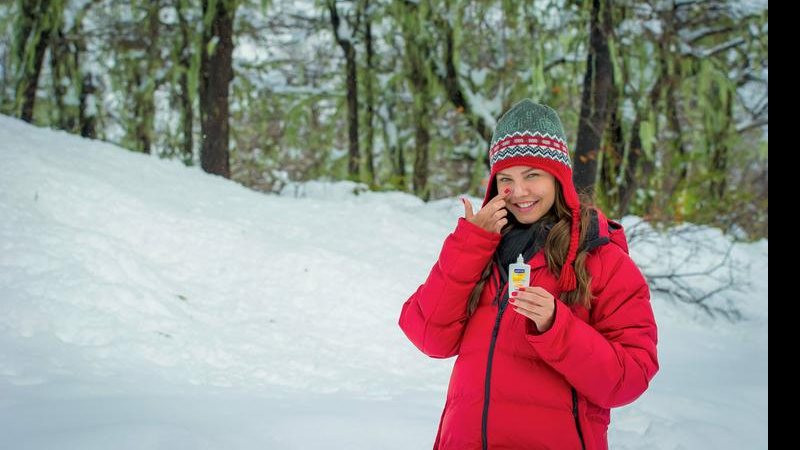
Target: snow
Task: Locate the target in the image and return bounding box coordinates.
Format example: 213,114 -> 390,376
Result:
0,116 -> 767,449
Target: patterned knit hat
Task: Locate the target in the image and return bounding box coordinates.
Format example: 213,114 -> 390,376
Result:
482,99 -> 581,291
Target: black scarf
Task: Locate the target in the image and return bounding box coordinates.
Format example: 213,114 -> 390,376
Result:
492,213 -> 554,302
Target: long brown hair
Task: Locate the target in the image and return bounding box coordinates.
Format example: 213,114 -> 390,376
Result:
466,182 -> 595,317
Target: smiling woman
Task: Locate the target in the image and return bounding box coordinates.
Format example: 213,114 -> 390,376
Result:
399,100 -> 659,450
495,166 -> 556,224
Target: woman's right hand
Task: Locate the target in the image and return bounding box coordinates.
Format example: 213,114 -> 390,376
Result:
462,189 -> 510,234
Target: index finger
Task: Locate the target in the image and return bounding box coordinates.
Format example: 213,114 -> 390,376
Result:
487,188 -> 511,209
520,286 -> 554,299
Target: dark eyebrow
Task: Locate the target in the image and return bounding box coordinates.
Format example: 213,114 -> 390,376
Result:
497,168 -> 538,177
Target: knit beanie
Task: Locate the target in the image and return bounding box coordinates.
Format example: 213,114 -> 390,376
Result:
482,99 -> 581,292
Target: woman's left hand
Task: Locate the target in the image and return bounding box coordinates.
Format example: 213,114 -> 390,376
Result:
509,286 -> 556,333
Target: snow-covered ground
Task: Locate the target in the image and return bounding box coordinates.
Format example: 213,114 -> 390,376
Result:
0,116 -> 767,449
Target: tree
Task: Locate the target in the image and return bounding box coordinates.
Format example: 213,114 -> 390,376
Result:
175,0 -> 197,162
200,0 -> 237,178
601,0 -> 767,236
13,0 -> 62,123
361,0 -> 376,186
573,0 -> 613,195
429,3 -> 492,147
396,0 -> 435,201
327,0 -> 361,182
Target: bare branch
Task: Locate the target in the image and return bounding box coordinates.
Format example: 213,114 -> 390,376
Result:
630,223 -> 748,321
736,117 -> 768,134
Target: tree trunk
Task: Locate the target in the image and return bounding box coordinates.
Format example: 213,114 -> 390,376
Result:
363,0 -> 376,186
380,102 -> 405,188
399,1 -> 432,200
656,7 -> 687,211
199,0 -> 236,178
433,14 -> 492,147
395,134 -> 406,188
139,0 -> 161,155
50,27 -> 70,130
573,0 -> 614,195
74,24 -> 92,138
618,74 -> 664,217
328,0 -> 361,181
345,48 -> 359,179
600,86 -> 623,212
710,92 -> 733,200
656,81 -> 686,216
132,70 -> 151,153
177,0 -> 194,162
409,46 -> 432,200
74,0 -> 100,139
15,0 -> 53,123
78,72 -> 96,138
618,117 -> 642,216
412,111 -> 430,200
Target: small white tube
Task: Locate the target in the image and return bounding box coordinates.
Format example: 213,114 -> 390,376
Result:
508,253 -> 531,297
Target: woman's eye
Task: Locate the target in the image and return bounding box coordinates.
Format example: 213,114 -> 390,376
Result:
527,173 -> 538,178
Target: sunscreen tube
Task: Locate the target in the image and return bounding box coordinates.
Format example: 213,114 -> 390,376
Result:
509,253 -> 531,297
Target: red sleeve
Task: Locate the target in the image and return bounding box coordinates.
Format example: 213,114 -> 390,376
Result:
399,217 -> 501,358
525,247 -> 659,408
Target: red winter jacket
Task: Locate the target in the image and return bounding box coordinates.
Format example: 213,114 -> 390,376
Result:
399,211 -> 658,450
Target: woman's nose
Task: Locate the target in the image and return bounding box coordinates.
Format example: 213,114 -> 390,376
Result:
512,183 -> 529,196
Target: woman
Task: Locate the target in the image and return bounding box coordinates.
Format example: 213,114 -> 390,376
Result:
399,100 -> 659,450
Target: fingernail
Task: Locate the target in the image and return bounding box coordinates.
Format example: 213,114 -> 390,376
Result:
511,291 -> 518,296
509,298 -> 515,303
503,188 -> 511,194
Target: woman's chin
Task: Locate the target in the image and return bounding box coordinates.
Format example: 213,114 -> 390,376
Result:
511,210 -> 542,225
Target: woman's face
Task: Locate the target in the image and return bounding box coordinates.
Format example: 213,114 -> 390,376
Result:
496,165 -> 556,224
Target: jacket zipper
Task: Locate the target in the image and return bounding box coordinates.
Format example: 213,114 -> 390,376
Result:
479,284 -> 587,450
481,283 -> 508,450
572,387 -> 586,450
